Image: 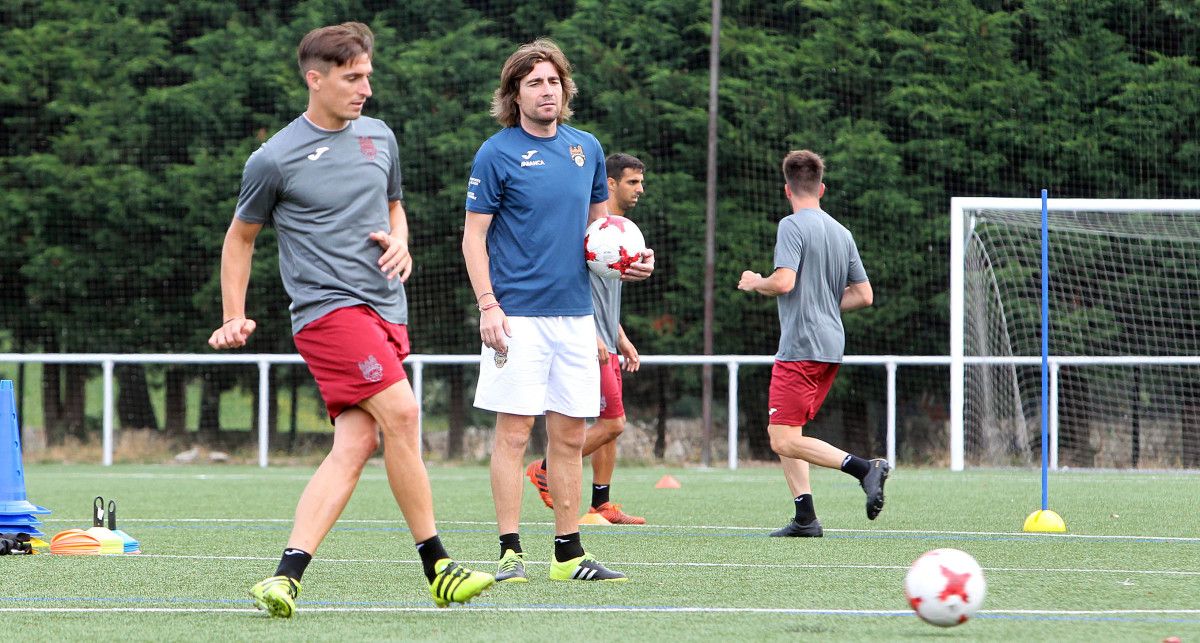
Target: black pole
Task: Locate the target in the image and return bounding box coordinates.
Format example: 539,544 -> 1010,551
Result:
700,0 -> 721,466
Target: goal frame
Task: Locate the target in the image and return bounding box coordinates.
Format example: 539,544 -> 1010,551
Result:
949,197 -> 1200,471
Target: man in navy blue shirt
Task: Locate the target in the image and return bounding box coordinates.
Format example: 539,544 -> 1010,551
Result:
463,38 -> 654,583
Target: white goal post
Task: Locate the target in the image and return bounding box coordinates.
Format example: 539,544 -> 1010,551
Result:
950,197 -> 1200,471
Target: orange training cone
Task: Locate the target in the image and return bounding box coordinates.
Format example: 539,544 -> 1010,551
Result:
655,475 -> 681,489
50,529 -> 102,555
578,511 -> 612,525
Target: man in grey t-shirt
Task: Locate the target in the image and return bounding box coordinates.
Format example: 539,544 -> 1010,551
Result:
738,149 -> 890,537
207,22 -> 491,616
527,153 -> 648,525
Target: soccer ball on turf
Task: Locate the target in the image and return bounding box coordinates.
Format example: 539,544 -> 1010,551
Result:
585,215 -> 645,279
904,548 -> 986,627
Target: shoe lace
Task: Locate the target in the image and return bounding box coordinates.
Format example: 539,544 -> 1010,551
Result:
498,553 -> 523,574
268,576 -> 300,598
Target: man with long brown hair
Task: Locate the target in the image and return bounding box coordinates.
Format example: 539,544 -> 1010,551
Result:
210,22 -> 493,616
737,149 -> 888,537
462,39 -> 654,582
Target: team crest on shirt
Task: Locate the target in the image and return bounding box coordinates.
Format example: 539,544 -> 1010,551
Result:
358,136 -> 377,160
569,144 -> 585,167
358,355 -> 384,382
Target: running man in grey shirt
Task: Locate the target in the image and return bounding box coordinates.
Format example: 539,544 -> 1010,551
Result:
207,22 -> 492,616
737,149 -> 890,537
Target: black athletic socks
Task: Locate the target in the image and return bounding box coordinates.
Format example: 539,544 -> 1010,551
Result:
499,532 -> 523,558
275,548 -> 312,581
793,494 -> 816,524
840,454 -> 871,481
553,532 -> 585,561
591,483 -> 611,509
415,535 -> 450,582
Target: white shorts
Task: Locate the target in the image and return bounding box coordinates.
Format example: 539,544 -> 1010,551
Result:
473,315 -> 600,417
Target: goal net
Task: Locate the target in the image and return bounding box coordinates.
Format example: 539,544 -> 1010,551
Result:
950,198 -> 1200,470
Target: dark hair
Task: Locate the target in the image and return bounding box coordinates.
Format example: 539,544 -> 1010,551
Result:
491,38 -> 577,128
606,153 -> 646,180
297,22 -> 374,78
782,150 -> 824,196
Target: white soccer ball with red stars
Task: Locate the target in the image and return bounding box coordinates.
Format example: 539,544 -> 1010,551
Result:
904,548 -> 986,627
585,215 -> 646,279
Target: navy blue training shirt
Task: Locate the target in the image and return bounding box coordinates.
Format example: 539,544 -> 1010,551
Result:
466,124 -> 608,316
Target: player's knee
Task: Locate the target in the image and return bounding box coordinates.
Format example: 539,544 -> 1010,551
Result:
391,401 -> 419,428
553,430 -> 585,452
768,430 -> 790,456
494,425 -> 531,452
602,417 -> 625,440
334,430 -> 379,466
375,399 -> 416,433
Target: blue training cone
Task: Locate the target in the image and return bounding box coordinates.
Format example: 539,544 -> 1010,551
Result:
0,381 -> 50,537
106,499 -> 140,554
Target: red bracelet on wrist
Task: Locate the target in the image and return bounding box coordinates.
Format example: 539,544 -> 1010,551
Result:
479,301 -> 501,312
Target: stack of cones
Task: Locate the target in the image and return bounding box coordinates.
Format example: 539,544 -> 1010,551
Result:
50,497 -> 140,555
85,496 -> 124,554
0,380 -> 51,537
50,529 -> 102,555
104,499 -> 140,553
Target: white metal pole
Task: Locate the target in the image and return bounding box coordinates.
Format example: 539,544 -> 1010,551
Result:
727,361 -> 739,470
949,199 -> 966,471
1050,360 -> 1060,471
102,359 -> 114,466
886,361 -> 897,466
258,360 -> 270,468
412,361 -> 424,457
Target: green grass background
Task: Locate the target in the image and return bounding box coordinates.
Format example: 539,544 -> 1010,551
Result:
5,464 -> 1199,641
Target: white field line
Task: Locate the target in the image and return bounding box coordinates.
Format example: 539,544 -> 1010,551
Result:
119,553 -> 1200,576
48,517 -> 1200,543
43,469 -> 1200,481
0,606 -> 1198,616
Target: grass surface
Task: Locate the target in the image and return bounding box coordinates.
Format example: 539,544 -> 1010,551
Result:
6,463 -> 1199,641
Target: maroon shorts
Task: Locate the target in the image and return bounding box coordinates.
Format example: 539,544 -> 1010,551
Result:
767,360 -> 840,426
293,305 -> 410,421
597,356 -> 625,420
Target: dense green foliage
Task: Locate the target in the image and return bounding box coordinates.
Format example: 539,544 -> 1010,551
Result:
1,1 -> 1197,449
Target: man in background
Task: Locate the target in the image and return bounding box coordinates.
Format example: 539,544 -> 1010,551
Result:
737,149 -> 888,537
528,152 -> 649,525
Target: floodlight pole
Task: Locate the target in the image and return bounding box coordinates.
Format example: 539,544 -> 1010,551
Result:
700,0 -> 721,467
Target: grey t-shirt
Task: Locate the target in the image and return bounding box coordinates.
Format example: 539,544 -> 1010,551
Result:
589,271 -> 622,352
773,207 -> 868,362
236,115 -> 406,334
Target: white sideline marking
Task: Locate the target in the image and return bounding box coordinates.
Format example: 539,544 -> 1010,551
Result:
128,553 -> 1200,576
50,517 -> 1200,543
0,606 -> 1197,616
